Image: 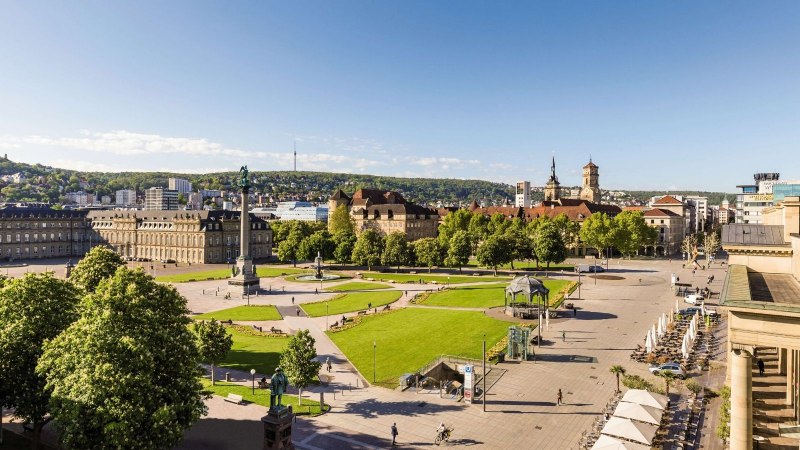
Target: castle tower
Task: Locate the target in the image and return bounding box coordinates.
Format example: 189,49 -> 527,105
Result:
543,156 -> 561,202
579,158 -> 601,204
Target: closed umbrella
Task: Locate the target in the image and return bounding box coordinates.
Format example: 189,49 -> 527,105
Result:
590,434 -> 651,450
657,318 -> 664,338
681,334 -> 689,359
645,332 -> 653,354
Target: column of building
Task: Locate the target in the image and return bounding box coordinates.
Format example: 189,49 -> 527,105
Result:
730,348 -> 753,450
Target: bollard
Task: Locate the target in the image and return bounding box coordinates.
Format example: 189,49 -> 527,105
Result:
333,390 -> 336,400
320,392 -> 324,409
349,382 -> 351,391
356,378 -> 359,388
225,372 -> 231,382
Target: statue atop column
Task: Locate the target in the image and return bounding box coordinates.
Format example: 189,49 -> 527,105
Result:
228,163 -> 260,294
239,165 -> 250,191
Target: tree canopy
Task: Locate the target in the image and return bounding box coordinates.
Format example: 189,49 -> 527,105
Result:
351,229 -> 384,270
193,319 -> 233,386
69,245 -> 126,292
413,237 -> 444,273
279,329 -> 322,406
38,268 -> 206,450
381,231 -> 411,270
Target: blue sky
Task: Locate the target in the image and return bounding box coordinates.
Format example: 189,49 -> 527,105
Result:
0,1 -> 798,192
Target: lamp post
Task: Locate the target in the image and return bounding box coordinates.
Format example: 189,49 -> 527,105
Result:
482,334 -> 487,412
326,301 -> 329,330
373,339 -> 377,383
577,269 -> 581,300
250,368 -> 256,396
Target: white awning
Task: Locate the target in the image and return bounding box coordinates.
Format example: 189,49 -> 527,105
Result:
613,401 -> 664,425
600,417 -> 658,445
590,434 -> 651,450
621,389 -> 668,410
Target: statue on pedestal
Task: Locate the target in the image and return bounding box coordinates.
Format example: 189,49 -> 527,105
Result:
269,367 -> 289,410
239,165 -> 250,191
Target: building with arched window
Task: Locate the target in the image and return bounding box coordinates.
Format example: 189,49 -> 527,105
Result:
328,188 -> 439,240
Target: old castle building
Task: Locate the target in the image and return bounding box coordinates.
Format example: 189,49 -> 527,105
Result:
0,207 -> 89,260
329,189 -> 439,240
86,210 -> 272,264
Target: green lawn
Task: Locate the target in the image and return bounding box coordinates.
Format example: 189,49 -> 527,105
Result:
362,272 -> 510,284
301,291 -> 402,317
420,279 -> 573,308
217,326 -> 289,375
324,281 -> 391,292
193,305 -> 282,321
466,259 -> 574,271
156,267 -> 304,283
201,380 -> 326,416
328,308 -> 510,387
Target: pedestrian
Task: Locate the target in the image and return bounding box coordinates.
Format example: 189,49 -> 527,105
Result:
604,412 -> 610,421
291,296 -> 295,304
758,358 -> 765,376
315,288 -> 318,294
391,423 -> 398,446
368,302 -> 372,310
326,357 -> 331,372
692,269 -> 696,277
557,389 -> 563,405
573,308 -> 578,317
561,330 -> 566,342
296,307 -> 300,316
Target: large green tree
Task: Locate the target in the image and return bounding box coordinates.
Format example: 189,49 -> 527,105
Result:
413,237 -> 443,273
437,209 -> 473,245
37,268 -> 207,450
445,230 -> 472,273
0,274 -> 81,448
328,204 -> 355,236
69,245 -> 126,293
351,229 -> 384,270
613,211 -> 657,258
279,329 -> 322,406
277,227 -> 305,266
193,319 -> 233,386
533,221 -> 567,269
504,219 -> 533,269
476,234 -> 512,276
579,212 -> 615,260
333,230 -> 357,266
381,232 -> 411,271
298,230 -> 336,262
467,214 -> 490,251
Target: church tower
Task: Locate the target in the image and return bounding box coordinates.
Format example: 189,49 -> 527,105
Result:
579,158 -> 601,204
543,156 -> 561,202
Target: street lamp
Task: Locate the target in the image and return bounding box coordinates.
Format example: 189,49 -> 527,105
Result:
250,368 -> 256,395
577,269 -> 581,300
326,301 -> 329,330
482,334 -> 486,412
373,339 -> 377,383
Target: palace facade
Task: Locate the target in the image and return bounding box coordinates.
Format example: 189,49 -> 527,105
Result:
0,207 -> 90,261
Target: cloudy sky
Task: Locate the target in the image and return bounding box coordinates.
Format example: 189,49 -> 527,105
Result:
1,1 -> 799,191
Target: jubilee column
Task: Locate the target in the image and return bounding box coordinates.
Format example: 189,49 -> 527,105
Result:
228,165 -> 260,294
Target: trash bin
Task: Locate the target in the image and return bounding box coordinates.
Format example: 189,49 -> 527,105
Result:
225,372 -> 231,382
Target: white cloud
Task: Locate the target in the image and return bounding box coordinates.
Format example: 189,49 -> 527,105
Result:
48,159 -> 125,173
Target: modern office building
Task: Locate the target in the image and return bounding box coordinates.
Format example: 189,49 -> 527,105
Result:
64,191 -> 94,206
144,187 -> 179,211
255,201 -> 328,222
115,189 -> 137,207
684,196 -> 709,232
736,173 -> 780,224
516,181 -> 531,207
168,178 -> 192,194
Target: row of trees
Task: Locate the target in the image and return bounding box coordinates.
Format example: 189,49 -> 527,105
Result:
0,245 -> 324,449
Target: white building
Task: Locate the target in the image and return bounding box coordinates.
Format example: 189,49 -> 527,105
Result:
684,196 -> 709,232
252,201 -> 328,222
168,178 -> 192,194
1,172 -> 27,184
199,189 -> 222,198
65,191 -> 93,206
144,187 -> 179,210
115,189 -> 137,206
187,192 -> 203,210
515,181 -> 531,207
100,195 -> 112,205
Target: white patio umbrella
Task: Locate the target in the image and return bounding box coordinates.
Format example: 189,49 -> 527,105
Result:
657,318 -> 664,338
667,311 -> 673,324
613,401 -> 664,426
600,417 -> 658,445
662,312 -> 668,328
650,324 -> 657,344
621,389 -> 668,410
645,332 -> 653,354
675,298 -> 680,314
590,434 -> 650,450
681,334 -> 689,359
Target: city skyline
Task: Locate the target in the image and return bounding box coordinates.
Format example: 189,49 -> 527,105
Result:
1,1 -> 799,191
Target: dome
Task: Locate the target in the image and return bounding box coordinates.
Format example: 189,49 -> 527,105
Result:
505,275 -> 549,297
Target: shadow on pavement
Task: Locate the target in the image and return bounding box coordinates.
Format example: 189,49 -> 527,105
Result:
342,397 -> 464,419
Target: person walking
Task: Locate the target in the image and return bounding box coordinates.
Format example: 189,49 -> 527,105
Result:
291,296 -> 295,304
758,358 -> 765,376
557,389 -> 563,405
561,330 -> 566,342
327,357 -> 332,373
296,307 -> 301,316
391,423 -> 398,446
573,308 -> 578,317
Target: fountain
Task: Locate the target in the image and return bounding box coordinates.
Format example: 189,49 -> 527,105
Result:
296,251 -> 341,281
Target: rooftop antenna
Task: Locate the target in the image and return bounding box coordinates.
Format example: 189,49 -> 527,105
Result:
293,140 -> 297,172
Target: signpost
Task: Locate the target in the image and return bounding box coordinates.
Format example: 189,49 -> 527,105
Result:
463,364 -> 474,404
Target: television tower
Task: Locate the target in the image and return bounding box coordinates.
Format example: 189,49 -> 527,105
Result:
293,140 -> 297,172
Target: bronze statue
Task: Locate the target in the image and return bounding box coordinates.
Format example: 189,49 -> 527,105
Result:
270,367 -> 289,410
239,165 -> 250,190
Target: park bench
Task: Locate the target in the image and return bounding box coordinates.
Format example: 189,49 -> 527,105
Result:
252,325 -> 262,332
270,327 -> 284,335
329,321 -> 339,329
357,310 -> 367,316
383,304 -> 391,311
223,393 -> 244,405
222,319 -> 233,325
258,380 -> 270,389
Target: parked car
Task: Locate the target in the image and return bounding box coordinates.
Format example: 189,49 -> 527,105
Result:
648,362 -> 686,379
678,307 -> 701,316
684,294 -> 704,304
575,265 -> 605,273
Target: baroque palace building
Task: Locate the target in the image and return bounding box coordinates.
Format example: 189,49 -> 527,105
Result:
86,210 -> 272,264
328,188 -> 439,240
0,206 -> 90,260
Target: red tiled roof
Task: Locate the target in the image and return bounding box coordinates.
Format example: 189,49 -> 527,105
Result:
652,195 -> 683,205
643,208 -> 682,218
623,206 -> 644,211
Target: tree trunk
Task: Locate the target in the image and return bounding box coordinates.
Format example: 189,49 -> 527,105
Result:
31,421 -> 43,450
493,267 -> 497,276
298,388 -> 302,406
428,265 -> 432,273
615,374 -> 620,393
510,260 -> 515,270
211,363 -> 216,385
459,265 -> 462,274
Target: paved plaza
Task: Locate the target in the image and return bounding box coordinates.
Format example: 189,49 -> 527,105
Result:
1,257 -> 731,449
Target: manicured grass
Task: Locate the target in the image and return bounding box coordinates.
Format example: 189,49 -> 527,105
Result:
193,305 -> 282,321
284,272 -> 351,283
301,291 -> 402,317
419,279 -> 573,308
218,327 -> 289,375
155,267 -> 304,283
328,308 -> 510,387
363,272 -> 509,284
324,281 -> 391,292
201,380 -> 326,416
466,259 -> 574,271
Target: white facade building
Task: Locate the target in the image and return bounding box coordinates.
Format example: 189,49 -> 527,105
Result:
515,181 -> 531,207
65,191 -> 93,206
168,178 -> 192,194
115,189 -> 137,206
253,202 -> 328,222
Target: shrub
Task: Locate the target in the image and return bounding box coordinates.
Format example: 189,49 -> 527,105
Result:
716,385 -> 731,443
645,353 -> 657,364
622,374 -> 654,391
686,380 -> 703,396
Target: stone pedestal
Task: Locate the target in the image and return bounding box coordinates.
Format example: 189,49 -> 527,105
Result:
228,256 -> 260,294
261,406 -> 295,450
731,349 -> 753,450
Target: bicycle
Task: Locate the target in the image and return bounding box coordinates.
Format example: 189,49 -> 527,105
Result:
434,426 -> 453,445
